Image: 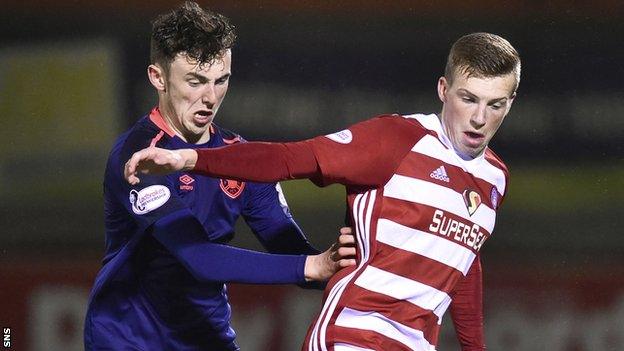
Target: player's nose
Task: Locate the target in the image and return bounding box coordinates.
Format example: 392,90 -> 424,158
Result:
470,104 -> 487,128
201,85 -> 217,106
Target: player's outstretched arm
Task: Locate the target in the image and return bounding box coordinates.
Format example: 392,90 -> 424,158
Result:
125,147 -> 197,185
304,227 -> 356,281
125,141 -> 319,185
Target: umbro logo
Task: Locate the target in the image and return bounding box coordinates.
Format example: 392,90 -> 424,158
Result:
430,166 -> 450,182
179,174 -> 195,191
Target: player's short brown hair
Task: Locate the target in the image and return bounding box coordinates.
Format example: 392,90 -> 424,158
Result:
150,1 -> 236,72
444,32 -> 521,91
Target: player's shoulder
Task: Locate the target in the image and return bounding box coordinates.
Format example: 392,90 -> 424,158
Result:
401,113 -> 445,134
128,115 -> 173,147
354,113 -> 427,131
108,116 -> 171,168
484,147 -> 509,175
357,113 -> 434,141
212,124 -> 245,145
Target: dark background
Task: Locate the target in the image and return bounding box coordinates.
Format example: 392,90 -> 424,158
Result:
1,1 -> 622,350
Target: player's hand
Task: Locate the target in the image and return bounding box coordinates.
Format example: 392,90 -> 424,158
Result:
124,147 -> 198,185
304,227 -> 357,282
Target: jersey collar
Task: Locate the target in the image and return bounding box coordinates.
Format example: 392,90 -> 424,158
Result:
148,107 -> 216,139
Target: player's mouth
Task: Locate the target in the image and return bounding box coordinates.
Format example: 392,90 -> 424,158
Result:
463,131 -> 485,147
193,110 -> 213,125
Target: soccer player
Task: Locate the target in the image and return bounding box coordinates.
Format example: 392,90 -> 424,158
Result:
125,32 -> 520,350
83,2 -> 356,350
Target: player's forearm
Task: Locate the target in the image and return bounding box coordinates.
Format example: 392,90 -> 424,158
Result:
191,141 -> 319,182
153,210 -> 309,284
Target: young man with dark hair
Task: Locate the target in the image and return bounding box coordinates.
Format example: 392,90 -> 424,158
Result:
84,2 -> 355,350
126,32 -> 521,350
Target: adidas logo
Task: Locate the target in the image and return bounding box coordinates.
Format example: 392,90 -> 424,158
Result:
430,166 -> 450,182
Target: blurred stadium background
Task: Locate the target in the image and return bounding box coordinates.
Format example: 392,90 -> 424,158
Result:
1,1 -> 623,350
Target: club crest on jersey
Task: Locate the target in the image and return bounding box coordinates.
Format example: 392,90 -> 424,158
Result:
462,189 -> 482,216
220,179 -> 245,199
490,187 -> 499,209
129,185 -> 170,215
325,129 -> 352,144
179,174 -> 195,191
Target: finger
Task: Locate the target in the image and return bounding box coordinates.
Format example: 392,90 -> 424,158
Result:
338,233 -> 356,245
124,164 -> 132,181
339,227 -> 353,235
339,259 -> 357,268
128,174 -> 140,185
338,247 -> 356,257
127,150 -> 145,174
125,149 -> 153,182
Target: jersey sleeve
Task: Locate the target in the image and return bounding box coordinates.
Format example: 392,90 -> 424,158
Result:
151,208 -> 308,284
108,131 -> 308,284
449,254 -> 486,350
242,182 -> 319,255
192,115 -> 425,188
306,115 -> 425,187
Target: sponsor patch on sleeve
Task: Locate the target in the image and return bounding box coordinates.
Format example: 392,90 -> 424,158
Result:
325,129 -> 352,144
129,185 -> 171,215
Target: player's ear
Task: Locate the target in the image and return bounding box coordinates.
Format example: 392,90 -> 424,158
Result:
505,91 -> 517,113
437,77 -> 448,103
148,64 -> 166,92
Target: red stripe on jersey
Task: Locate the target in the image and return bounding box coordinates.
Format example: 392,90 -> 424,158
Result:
485,148 -> 509,207
395,152 -> 498,210
379,197 -> 491,253
374,242 -> 464,294
150,130 -> 165,147
336,284 -> 441,345
329,326 -> 413,351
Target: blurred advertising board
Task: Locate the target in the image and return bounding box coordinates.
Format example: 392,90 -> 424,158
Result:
0,259 -> 623,351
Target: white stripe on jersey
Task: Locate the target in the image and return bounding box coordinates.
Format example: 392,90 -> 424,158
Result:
405,114 -> 507,195
384,175 -> 496,233
404,113 -> 440,134
335,308 -> 436,351
354,266 -> 451,321
334,344 -> 375,351
309,190 -> 377,351
376,218 -> 476,275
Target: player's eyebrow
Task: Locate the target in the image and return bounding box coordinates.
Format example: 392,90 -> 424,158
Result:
457,88 -> 509,103
216,72 -> 231,81
185,72 -> 208,82
184,72 -> 231,82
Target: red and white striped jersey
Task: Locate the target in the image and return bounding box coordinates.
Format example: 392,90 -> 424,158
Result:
302,113 -> 509,351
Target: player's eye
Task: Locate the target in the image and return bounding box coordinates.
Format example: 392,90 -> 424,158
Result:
461,96 -> 475,103
188,80 -> 201,87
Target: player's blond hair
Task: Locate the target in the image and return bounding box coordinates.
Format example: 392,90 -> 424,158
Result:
444,32 -> 521,92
